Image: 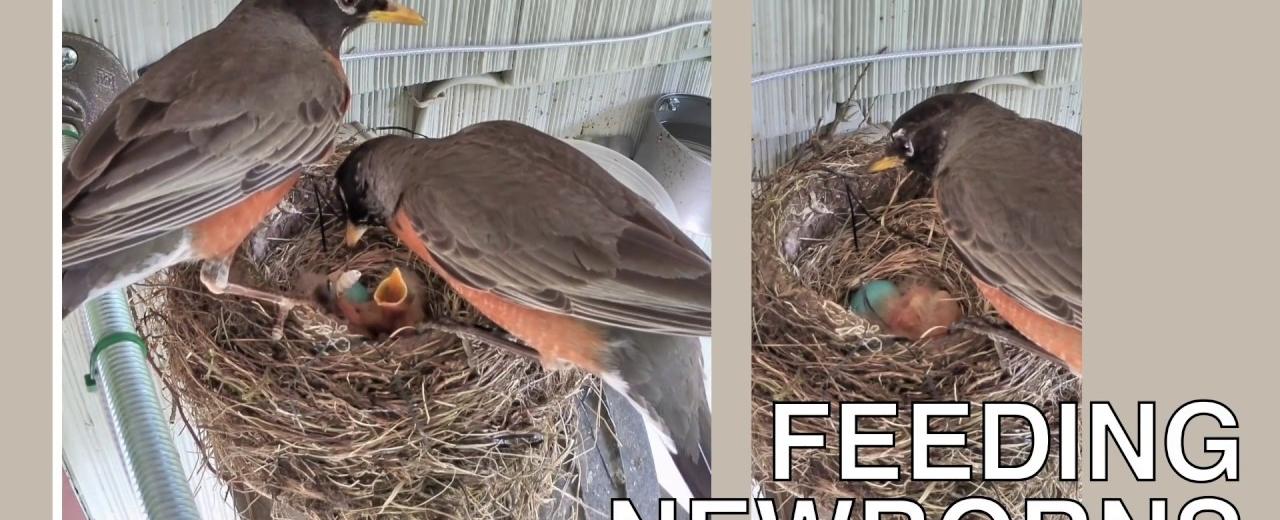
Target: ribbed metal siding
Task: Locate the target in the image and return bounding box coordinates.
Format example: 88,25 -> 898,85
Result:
62,0 -> 237,73
753,0 -> 1083,173
62,1 -> 710,93
63,0 -> 711,151
509,0 -> 711,86
1041,0 -> 1083,85
351,58 -> 711,142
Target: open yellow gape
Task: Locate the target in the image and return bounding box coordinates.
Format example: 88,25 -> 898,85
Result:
373,267 -> 410,310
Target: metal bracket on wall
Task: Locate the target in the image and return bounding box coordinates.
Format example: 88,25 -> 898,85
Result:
954,71 -> 1050,94
408,71 -> 515,137
409,71 -> 515,106
62,32 -> 134,135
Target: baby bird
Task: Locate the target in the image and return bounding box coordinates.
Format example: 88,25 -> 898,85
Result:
320,267 -> 426,337
849,279 -> 962,340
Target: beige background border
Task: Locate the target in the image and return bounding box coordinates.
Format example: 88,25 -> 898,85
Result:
1083,2 -> 1276,517
9,0 -> 54,517
712,0 -> 754,507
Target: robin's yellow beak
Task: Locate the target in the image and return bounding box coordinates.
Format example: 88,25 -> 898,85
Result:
368,2 -> 426,26
867,155 -> 906,173
345,222 -> 369,248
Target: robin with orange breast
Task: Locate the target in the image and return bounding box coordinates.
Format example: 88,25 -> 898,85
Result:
336,121 -> 713,498
868,93 -> 1083,375
61,0 -> 425,318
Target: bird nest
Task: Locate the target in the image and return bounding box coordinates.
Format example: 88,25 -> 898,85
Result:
132,138 -> 589,519
751,132 -> 1081,518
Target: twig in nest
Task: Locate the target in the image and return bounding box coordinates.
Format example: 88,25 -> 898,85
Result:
493,432 -> 546,450
819,168 -> 933,251
834,180 -> 865,252
815,46 -> 890,145
414,319 -> 540,361
146,354 -> 220,479
312,181 -> 328,253
842,181 -> 860,251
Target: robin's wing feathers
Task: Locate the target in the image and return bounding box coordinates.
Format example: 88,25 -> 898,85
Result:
937,119 -> 1082,328
62,15 -> 346,267
395,122 -> 712,336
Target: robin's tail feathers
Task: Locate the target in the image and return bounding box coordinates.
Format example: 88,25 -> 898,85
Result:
601,331 -> 712,499
62,268 -> 90,318
61,232 -> 194,318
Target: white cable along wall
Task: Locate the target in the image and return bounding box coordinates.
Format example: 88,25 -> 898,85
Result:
752,0 -> 1083,175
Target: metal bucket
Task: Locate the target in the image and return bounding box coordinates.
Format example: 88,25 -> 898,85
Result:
565,139 -> 681,223
626,95 -> 712,416
631,94 -> 712,254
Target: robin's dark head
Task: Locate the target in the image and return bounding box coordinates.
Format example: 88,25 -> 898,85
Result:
256,0 -> 424,50
335,137 -> 401,247
868,93 -> 994,178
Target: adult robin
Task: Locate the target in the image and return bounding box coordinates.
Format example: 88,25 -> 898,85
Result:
868,93 -> 1082,375
336,121 -> 713,498
61,0 -> 425,318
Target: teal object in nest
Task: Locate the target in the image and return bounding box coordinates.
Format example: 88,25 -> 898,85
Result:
344,282 -> 372,303
849,280 -> 899,321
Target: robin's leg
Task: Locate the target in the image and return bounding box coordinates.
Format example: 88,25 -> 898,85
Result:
200,258 -> 309,339
950,318 -> 1062,372
415,319 -> 540,361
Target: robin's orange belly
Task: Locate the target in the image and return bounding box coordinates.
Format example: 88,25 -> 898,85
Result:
391,212 -> 608,372
974,278 -> 1082,374
190,174 -> 301,259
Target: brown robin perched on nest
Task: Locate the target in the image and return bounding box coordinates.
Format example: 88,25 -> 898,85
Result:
336,121 -> 713,498
61,0 -> 425,319
868,93 -> 1082,376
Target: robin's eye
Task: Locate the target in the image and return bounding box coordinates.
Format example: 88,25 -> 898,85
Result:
334,0 -> 359,14
903,140 -> 915,158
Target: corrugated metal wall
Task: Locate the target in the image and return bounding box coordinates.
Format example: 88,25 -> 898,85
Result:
752,0 -> 1082,174
63,0 -> 712,149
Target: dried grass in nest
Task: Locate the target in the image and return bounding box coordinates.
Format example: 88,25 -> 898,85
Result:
132,139 -> 589,520
751,132 -> 1082,518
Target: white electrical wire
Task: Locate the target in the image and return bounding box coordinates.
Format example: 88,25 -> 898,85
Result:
340,19 -> 712,62
751,42 -> 1082,85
